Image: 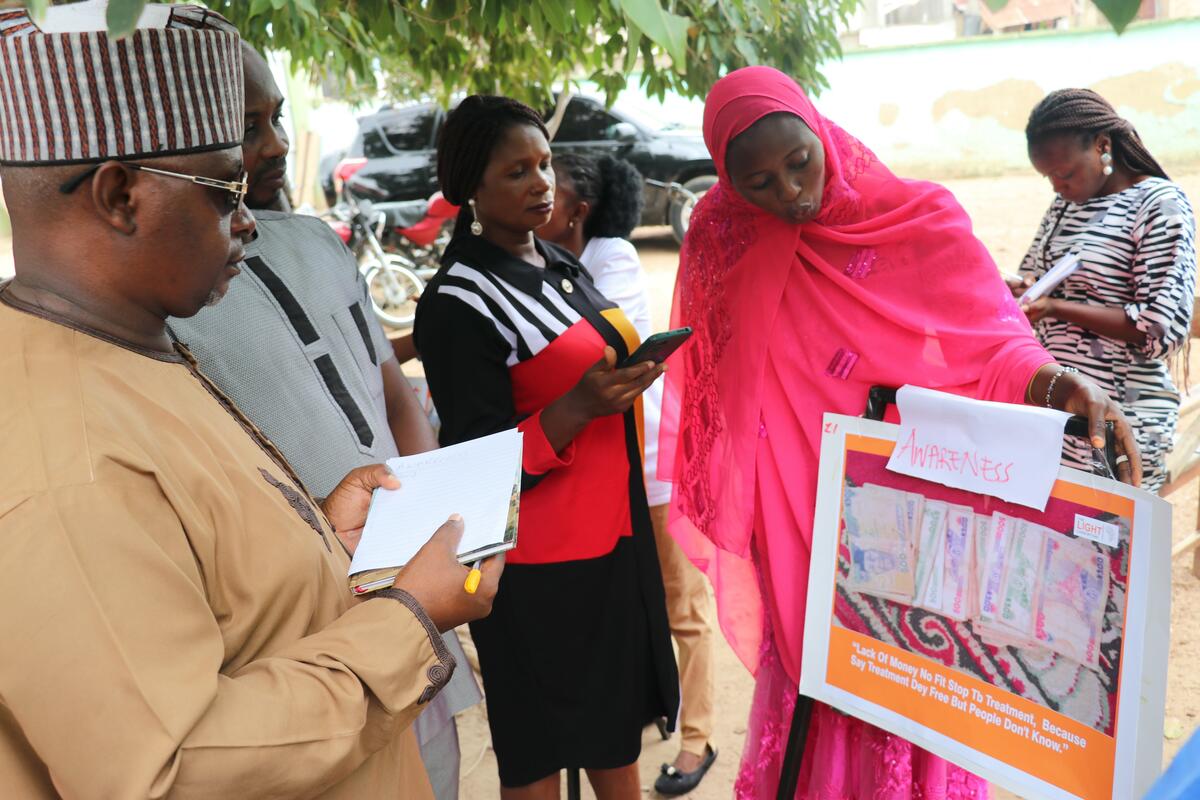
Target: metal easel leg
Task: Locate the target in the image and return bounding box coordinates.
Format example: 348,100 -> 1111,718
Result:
566,767 -> 582,800
776,694 -> 814,800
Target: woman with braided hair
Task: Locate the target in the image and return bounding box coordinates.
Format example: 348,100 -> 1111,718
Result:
1014,88 -> 1197,491
540,153 -> 720,795
414,95 -> 679,799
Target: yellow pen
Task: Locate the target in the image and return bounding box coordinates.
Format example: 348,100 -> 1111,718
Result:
464,559 -> 484,594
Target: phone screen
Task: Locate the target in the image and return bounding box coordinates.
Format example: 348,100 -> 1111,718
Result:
620,327 -> 693,368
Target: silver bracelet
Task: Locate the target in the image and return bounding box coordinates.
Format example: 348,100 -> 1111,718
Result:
1044,365 -> 1078,408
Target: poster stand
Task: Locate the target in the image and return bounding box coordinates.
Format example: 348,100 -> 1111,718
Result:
774,386 -> 1119,800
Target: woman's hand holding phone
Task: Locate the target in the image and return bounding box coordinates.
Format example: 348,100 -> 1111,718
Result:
569,346 -> 664,419
540,345 -> 666,455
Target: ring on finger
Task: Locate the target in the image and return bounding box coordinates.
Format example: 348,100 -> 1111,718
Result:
1115,454 -> 1130,465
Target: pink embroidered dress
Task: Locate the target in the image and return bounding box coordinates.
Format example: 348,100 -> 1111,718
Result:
659,67 -> 1055,798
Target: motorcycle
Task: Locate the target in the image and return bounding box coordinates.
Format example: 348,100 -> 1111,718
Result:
323,189 -> 427,330
326,179 -> 463,328
645,178 -> 700,239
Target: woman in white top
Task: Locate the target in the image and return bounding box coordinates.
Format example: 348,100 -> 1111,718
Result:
539,154 -> 719,796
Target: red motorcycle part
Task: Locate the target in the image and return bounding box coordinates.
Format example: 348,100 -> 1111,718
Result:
327,219 -> 352,244
398,192 -> 459,247
332,157 -> 368,193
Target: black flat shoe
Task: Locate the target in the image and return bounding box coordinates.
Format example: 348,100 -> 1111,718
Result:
654,744 -> 717,796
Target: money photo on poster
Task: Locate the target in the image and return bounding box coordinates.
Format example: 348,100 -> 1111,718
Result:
836,446 -> 1125,737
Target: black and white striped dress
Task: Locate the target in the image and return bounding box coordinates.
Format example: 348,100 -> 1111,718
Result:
1019,177 -> 1196,491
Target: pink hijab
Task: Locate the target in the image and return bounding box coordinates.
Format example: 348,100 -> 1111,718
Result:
660,67 -> 1052,678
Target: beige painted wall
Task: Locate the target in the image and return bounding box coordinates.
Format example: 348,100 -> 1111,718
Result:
815,19 -> 1200,178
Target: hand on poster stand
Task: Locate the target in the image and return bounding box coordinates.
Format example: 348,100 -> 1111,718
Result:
1027,364 -> 1142,487
796,389 -> 1171,800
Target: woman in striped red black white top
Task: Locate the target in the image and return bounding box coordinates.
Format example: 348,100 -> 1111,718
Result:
1013,89 -> 1197,492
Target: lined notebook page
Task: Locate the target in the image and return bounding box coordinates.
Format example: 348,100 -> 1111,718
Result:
349,429 -> 523,576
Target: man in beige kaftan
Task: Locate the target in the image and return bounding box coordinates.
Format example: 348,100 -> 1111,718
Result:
0,4 -> 500,798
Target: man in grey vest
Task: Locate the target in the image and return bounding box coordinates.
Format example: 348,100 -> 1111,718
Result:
170,42 -> 481,800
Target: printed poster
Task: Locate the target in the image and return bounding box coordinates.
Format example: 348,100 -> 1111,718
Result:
800,414 -> 1171,800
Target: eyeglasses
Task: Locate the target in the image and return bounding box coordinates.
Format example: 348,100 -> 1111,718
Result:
59,162 -> 248,214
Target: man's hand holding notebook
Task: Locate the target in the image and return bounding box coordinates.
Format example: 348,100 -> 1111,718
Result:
348,429 -> 523,596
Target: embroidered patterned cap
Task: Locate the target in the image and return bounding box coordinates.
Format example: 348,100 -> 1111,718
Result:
0,1 -> 243,166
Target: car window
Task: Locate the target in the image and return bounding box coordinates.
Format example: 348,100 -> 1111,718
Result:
553,98 -> 621,142
360,127 -> 390,159
364,106 -> 436,155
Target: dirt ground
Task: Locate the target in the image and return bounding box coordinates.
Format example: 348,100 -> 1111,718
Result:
457,170 -> 1200,798
2,171 -> 1196,798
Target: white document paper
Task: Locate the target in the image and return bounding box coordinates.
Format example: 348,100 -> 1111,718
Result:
1020,253 -> 1081,306
349,429 -> 523,576
886,385 -> 1069,511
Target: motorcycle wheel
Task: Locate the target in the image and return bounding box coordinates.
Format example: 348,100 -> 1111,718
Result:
669,174 -> 717,245
363,256 -> 425,330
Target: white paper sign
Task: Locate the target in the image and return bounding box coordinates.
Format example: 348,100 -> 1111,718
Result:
886,385 -> 1070,511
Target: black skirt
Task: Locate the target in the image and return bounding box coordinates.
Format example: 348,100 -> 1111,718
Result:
469,534 -> 679,788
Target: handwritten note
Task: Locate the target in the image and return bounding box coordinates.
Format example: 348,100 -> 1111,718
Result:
885,385 -> 1069,511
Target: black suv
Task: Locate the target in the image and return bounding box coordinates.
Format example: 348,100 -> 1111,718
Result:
325,95 -> 716,243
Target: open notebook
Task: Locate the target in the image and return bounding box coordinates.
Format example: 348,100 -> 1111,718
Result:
348,429 -> 522,595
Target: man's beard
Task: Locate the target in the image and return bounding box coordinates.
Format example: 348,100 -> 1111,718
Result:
248,186 -> 290,213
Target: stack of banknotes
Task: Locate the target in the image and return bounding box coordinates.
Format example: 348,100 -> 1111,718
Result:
843,484 -> 1110,669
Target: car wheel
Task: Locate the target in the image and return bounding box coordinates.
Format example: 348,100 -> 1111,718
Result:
670,175 -> 717,245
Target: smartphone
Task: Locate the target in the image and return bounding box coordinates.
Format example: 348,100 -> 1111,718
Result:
620,327 -> 693,368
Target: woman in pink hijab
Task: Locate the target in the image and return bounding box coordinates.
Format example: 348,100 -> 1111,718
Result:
660,66 -> 1141,798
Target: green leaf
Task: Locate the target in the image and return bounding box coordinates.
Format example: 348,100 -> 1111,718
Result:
527,3 -> 545,39
575,0 -> 597,26
541,0 -> 571,33
624,24 -> 642,73
982,0 -> 1009,12
734,33 -> 757,64
249,0 -> 273,17
292,0 -> 319,18
393,7 -> 411,39
750,0 -> 775,18
1164,716 -> 1188,740
1091,0 -> 1141,32
106,0 -> 147,40
618,0 -> 689,66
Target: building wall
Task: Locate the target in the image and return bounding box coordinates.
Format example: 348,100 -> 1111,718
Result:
815,19 -> 1200,178
1166,0 -> 1200,17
